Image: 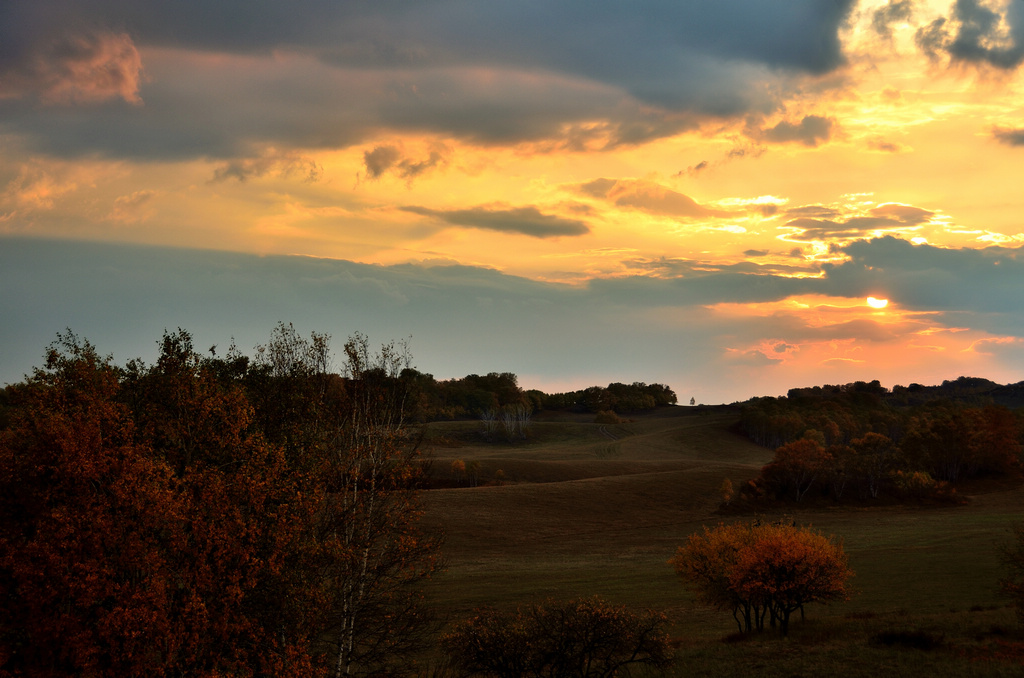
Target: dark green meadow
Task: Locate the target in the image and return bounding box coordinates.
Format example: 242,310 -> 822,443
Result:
418,407 -> 1024,676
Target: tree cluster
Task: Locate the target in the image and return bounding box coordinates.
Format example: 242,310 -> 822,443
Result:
405,371 -> 528,421
739,384 -> 1023,503
401,372 -> 677,422
539,382 -> 677,414
671,521 -> 853,636
442,597 -> 674,677
0,325 -> 440,677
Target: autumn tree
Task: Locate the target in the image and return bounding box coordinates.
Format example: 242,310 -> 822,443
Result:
0,335 -> 180,676
671,520 -> 853,636
0,326 -> 441,678
451,459 -> 467,484
247,327 -> 441,677
902,404 -> 1021,483
760,438 -> 832,502
0,332 -> 315,677
846,432 -> 899,499
670,522 -> 755,633
719,478 -> 734,505
443,597 -> 674,677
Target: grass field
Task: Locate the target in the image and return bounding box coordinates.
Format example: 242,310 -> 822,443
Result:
417,406 -> 1024,675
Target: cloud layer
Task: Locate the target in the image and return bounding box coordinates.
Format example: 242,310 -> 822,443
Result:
4,236 -> 1023,403
0,0 -> 860,159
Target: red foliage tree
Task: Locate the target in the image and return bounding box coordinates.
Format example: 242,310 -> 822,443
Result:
0,336 -> 183,676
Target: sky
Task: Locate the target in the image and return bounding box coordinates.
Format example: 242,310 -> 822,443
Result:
3,0 -> 1024,404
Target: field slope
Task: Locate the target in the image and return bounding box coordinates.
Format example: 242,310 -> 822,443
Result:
419,406 -> 1024,675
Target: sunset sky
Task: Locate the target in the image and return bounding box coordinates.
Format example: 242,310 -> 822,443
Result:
3,0 -> 1024,403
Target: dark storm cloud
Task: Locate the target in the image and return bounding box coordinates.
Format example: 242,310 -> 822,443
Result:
4,1 -> 856,77
993,126 -> 1024,146
0,28 -> 143,104
823,236 -> 1024,317
1,56 -> 656,159
1,0 -> 857,159
872,0 -> 915,40
916,0 -> 1024,70
947,0 -> 1024,69
363,146 -> 402,179
761,115 -> 835,147
400,205 -> 590,238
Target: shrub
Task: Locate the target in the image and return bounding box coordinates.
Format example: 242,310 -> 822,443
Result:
443,597 -> 674,677
594,410 -> 625,425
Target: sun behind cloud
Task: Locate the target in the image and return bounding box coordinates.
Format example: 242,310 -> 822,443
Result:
867,296 -> 889,309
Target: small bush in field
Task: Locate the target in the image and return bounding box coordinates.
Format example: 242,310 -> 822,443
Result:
443,597 -> 673,677
594,410 -> 624,425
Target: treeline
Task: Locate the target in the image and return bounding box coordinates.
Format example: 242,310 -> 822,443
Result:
738,379 -> 1024,504
0,325 -> 438,677
402,371 -> 677,421
537,381 -> 678,414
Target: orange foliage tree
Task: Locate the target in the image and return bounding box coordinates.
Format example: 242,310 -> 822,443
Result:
671,520 -> 853,636
0,327 -> 440,677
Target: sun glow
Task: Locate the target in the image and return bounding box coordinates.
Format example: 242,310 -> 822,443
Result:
867,297 -> 889,309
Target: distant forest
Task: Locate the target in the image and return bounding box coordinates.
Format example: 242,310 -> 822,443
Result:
400,371 -> 678,421
736,377 -> 1024,506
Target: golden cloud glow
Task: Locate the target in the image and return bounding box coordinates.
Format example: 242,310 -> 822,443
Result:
866,296 -> 889,309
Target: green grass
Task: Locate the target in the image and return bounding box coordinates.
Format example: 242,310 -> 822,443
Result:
417,407 -> 1024,674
